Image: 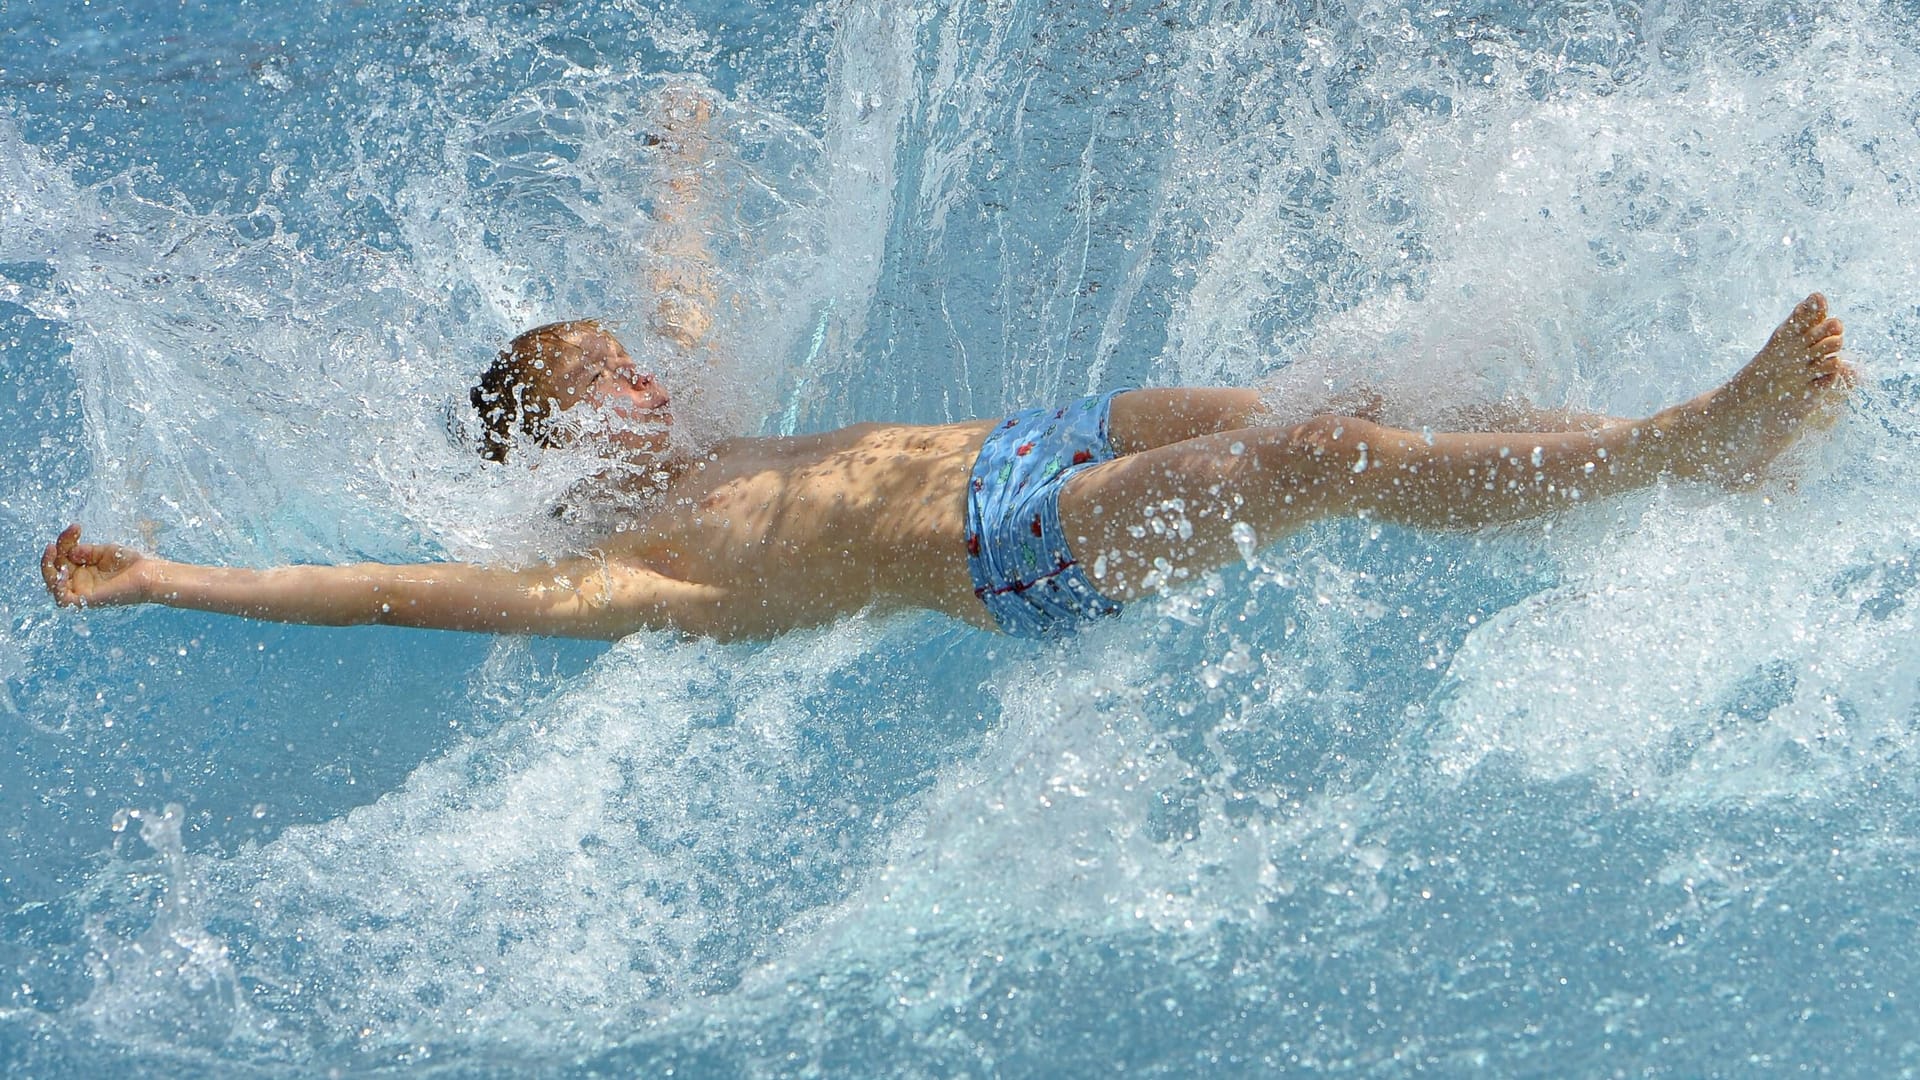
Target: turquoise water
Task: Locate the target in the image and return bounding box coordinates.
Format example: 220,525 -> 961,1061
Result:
6,0 -> 1920,1074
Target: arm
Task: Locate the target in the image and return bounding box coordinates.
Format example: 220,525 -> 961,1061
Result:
41,524 -> 732,641
648,85 -> 718,352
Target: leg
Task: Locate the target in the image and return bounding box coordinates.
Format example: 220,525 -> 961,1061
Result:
1060,418 -> 1630,600
1062,295 -> 1851,601
1107,389 -> 1266,454
1439,400 -> 1621,433
1107,384 -> 1618,457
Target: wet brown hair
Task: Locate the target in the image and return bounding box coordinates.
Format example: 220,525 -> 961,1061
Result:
470,320 -> 604,462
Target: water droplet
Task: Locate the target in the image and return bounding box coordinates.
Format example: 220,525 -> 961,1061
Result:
1231,521 -> 1258,562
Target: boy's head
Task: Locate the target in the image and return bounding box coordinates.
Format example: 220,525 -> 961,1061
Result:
470,320 -> 670,462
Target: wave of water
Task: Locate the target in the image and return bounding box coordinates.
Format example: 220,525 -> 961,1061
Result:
6,0 -> 1920,1074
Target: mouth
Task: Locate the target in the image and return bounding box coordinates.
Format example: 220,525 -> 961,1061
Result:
596,392 -> 671,419
600,402 -> 672,440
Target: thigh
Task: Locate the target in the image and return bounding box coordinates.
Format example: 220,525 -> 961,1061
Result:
1057,423 -> 1349,602
1107,388 -> 1265,454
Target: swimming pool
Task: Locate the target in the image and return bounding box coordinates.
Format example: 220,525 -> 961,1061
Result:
5,0 -> 1920,1073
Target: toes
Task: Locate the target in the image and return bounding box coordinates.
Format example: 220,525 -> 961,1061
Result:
1808,356 -> 1859,392
1806,314 -> 1843,356
1790,292 -> 1828,331
1804,316 -> 1844,347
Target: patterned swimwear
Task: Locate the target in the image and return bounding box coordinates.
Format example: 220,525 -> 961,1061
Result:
965,390 -> 1128,637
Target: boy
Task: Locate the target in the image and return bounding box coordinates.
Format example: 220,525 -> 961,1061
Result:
42,295 -> 1851,641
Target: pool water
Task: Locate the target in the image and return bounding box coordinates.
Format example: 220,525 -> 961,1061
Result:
6,0 -> 1920,1074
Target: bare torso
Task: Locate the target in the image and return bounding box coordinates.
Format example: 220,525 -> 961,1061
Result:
589,389 -> 1269,638
597,419 -> 1002,635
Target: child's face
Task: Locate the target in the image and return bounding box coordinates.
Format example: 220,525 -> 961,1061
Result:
538,332 -> 674,452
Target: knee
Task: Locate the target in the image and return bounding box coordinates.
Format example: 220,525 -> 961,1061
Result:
1237,414 -> 1393,514
1283,414 -> 1386,464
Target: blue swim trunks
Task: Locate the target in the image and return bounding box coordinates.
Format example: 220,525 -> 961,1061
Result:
965,390 -> 1127,638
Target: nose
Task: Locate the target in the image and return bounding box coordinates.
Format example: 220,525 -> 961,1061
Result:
631,373 -> 669,409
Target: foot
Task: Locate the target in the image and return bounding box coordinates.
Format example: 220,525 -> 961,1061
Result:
1655,293 -> 1852,485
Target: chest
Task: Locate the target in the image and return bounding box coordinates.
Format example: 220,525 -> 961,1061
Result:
636,427 -> 987,561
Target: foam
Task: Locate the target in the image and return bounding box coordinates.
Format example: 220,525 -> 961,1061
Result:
14,0 -> 1920,1072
